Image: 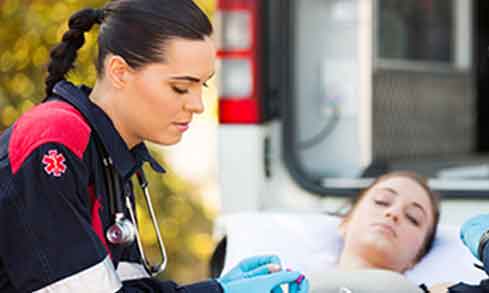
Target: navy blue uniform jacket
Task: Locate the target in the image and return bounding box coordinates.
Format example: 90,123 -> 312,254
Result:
0,81 -> 222,293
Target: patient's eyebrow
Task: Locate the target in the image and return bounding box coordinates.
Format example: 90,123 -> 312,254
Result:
383,187 -> 399,196
410,202 -> 428,218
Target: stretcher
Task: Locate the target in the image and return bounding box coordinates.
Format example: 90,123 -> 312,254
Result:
212,212 -> 487,290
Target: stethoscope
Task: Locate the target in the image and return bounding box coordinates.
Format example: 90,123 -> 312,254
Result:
95,137 -> 168,276
50,85 -> 167,276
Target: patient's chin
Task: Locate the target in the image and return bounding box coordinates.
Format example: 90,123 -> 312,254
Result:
359,238 -> 402,270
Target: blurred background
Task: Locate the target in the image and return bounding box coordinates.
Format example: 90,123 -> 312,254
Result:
3,0 -> 489,285
0,0 -> 219,284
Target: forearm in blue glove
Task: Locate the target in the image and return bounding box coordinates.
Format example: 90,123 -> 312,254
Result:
218,255 -> 281,283
460,214 -> 489,259
218,270 -> 309,293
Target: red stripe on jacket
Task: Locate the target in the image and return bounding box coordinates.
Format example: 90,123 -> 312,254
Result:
88,185 -> 111,255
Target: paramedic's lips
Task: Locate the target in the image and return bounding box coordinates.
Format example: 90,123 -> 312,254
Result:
174,121 -> 190,132
372,223 -> 397,237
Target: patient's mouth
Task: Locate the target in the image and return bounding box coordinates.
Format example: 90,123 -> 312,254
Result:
371,223 -> 397,238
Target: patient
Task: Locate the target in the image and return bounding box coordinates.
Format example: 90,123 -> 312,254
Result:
312,171 -> 441,292
338,171 -> 440,273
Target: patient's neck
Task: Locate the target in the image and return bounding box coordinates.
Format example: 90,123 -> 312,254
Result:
338,250 -> 389,271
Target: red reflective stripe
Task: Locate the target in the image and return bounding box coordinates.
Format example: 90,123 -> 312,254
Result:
88,185 -> 111,256
219,99 -> 260,124
9,101 -> 91,174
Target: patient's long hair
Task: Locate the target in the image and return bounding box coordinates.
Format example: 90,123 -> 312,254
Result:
342,171 -> 440,262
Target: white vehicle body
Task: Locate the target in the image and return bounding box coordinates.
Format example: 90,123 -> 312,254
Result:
216,0 -> 489,225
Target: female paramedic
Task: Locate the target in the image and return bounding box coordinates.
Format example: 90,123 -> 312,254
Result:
0,0 -> 310,292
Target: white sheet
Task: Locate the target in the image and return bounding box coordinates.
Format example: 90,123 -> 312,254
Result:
218,211 -> 486,287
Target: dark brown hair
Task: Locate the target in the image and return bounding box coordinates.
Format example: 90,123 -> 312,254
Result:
45,0 -> 213,96
343,171 -> 440,262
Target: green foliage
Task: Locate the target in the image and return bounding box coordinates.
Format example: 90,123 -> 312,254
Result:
0,0 -> 217,284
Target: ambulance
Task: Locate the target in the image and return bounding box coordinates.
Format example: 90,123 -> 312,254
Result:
215,0 -> 489,225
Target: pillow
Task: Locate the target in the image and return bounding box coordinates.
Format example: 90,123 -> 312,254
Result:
217,211 -> 486,287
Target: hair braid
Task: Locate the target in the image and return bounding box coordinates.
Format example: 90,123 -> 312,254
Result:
45,8 -> 103,96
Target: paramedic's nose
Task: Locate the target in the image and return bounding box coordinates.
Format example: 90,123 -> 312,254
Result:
184,92 -> 204,114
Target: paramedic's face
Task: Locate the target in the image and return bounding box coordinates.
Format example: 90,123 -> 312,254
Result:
119,37 -> 216,147
342,176 -> 434,272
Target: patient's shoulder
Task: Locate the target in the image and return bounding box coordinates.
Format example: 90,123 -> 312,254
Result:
309,268 -> 423,293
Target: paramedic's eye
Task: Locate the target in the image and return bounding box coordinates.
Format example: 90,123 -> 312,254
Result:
203,82 -> 209,88
172,86 -> 189,94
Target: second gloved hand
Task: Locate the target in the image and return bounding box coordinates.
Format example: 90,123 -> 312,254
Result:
460,214 -> 489,259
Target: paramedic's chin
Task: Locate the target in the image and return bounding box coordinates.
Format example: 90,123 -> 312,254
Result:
337,175 -> 436,273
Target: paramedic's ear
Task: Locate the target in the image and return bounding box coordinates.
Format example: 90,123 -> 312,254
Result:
105,55 -> 132,89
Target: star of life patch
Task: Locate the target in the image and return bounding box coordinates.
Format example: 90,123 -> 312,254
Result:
42,149 -> 67,177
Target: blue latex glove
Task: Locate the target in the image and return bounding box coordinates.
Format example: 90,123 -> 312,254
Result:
218,255 -> 281,283
460,214 -> 489,259
218,270 -> 309,293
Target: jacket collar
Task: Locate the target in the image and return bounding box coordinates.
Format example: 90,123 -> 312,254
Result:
52,80 -> 165,179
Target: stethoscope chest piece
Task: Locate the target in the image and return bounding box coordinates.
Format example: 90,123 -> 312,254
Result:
106,213 -> 136,245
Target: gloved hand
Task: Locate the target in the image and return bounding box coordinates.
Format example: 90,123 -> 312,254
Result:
218,255 -> 282,283
218,270 -> 309,293
288,274 -> 310,293
460,214 -> 489,259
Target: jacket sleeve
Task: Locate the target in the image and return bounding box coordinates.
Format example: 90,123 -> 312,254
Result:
120,278 -> 223,293
483,241 -> 489,274
1,142 -> 124,292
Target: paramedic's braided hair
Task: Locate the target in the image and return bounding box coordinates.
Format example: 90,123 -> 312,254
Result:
45,0 -> 213,97
46,8 -> 104,96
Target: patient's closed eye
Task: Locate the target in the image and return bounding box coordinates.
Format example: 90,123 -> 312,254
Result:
374,200 -> 390,206
406,213 -> 420,226
406,206 -> 424,227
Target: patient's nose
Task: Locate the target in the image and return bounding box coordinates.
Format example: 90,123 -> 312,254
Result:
384,206 -> 400,223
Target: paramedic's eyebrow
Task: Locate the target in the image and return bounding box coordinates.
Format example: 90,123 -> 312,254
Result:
383,187 -> 428,217
170,72 -> 215,83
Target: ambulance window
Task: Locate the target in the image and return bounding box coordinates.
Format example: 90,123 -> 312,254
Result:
377,0 -> 454,63
283,0 -> 484,197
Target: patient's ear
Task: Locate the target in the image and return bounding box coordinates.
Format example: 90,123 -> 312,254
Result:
403,258 -> 416,272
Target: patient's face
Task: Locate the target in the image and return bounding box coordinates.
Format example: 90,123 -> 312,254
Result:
341,176 -> 434,272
